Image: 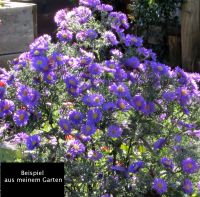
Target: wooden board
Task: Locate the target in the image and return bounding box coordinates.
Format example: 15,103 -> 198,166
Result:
0,2 -> 37,55
181,0 -> 200,71
0,53 -> 21,69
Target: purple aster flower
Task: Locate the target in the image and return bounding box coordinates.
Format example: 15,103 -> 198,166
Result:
59,119 -> 72,134
12,132 -> 29,144
175,66 -> 189,85
182,158 -> 199,174
87,108 -> 102,124
110,49 -> 123,59
162,91 -> 177,102
104,31 -> 118,45
51,52 -> 64,66
26,135 -> 41,150
97,4 -> 113,12
67,139 -> 85,157
79,56 -> 92,66
182,179 -> 193,195
57,29 -> 73,42
161,157 -> 174,170
29,34 -> 51,51
125,56 -> 140,69
108,12 -> 129,31
13,109 -> 29,127
17,85 -> 40,108
137,47 -> 151,58
76,133 -> 91,142
85,29 -> 98,39
129,161 -> 144,173
152,178 -> 167,195
131,95 -> 146,112
79,0 -> 100,7
69,110 -> 83,124
81,123 -> 96,136
154,138 -> 166,151
109,83 -> 130,98
143,102 -> 155,115
31,56 -> 50,73
30,48 -> 45,57
0,99 -> 15,118
54,9 -> 67,26
103,102 -> 116,111
116,98 -> 131,111
88,150 -> 103,161
88,63 -> 103,75
111,163 -> 126,172
175,134 -> 182,142
176,87 -> 191,106
186,129 -> 200,138
108,124 -> 122,138
76,31 -> 87,41
124,34 -> 143,47
73,6 -> 92,24
82,94 -> 105,107
197,181 -> 200,193
151,62 -> 170,75
114,68 -> 127,81
43,71 -> 57,84
64,76 -> 79,88
67,86 -> 80,97
104,60 -> 120,71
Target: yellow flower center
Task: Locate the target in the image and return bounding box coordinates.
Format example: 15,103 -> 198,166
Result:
70,88 -> 75,93
94,97 -> 100,103
157,183 -> 163,189
81,59 -> 86,64
56,56 -> 61,61
117,86 -> 125,93
181,89 -> 188,96
19,114 -> 24,121
119,103 -> 126,109
69,80 -> 75,85
157,66 -> 163,71
109,64 -> 115,69
74,115 -> 80,120
23,90 -> 28,96
4,104 -> 10,110
187,163 -> 193,169
62,34 -> 67,38
32,141 -> 37,146
131,37 -> 137,42
34,50 -> 40,55
73,144 -> 79,150
136,101 -> 142,107
93,113 -> 98,119
37,60 -> 42,65
47,75 -> 52,80
63,124 -> 68,130
86,126 -> 91,132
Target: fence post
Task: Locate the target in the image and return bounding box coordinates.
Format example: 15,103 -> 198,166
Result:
181,0 -> 200,72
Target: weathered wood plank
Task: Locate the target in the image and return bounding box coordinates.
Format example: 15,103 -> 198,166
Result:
181,0 -> 200,71
0,2 -> 37,55
0,53 -> 21,69
168,35 -> 181,67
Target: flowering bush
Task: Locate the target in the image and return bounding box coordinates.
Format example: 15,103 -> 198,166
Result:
0,0 -> 200,196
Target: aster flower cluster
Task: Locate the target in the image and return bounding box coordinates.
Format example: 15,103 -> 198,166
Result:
0,0 -> 200,196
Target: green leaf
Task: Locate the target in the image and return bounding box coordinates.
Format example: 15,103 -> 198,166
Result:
138,145 -> 146,154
